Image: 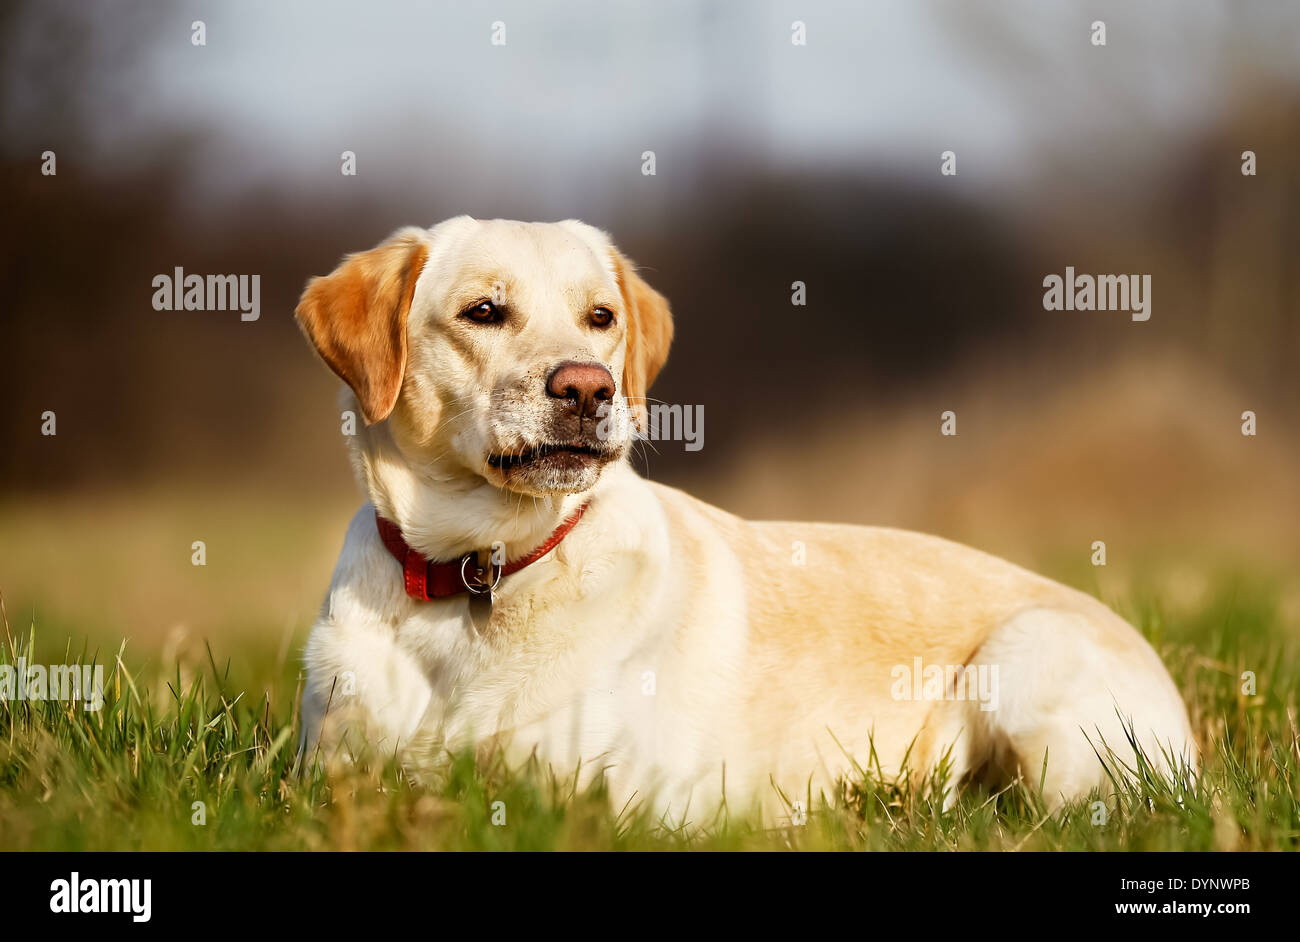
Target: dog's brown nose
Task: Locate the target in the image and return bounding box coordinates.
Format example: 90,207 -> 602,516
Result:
546,361 -> 615,418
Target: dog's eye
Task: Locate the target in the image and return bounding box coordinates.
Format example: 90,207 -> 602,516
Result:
590,307 -> 614,328
462,301 -> 502,324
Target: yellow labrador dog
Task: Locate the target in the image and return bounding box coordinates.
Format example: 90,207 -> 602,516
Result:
294,216 -> 1195,821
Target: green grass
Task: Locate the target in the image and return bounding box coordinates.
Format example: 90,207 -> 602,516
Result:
0,578 -> 1296,851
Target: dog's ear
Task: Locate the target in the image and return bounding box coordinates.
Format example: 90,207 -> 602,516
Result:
610,249 -> 674,432
295,229 -> 429,425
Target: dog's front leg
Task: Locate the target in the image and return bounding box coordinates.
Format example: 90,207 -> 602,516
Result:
295,619 -> 437,771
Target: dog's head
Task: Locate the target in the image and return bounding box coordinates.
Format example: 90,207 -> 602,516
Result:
295,217 -> 672,497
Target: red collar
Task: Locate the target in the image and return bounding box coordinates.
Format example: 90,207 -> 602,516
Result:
374,502 -> 591,601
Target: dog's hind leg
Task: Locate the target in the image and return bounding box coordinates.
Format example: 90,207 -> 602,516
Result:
963,606 -> 1196,807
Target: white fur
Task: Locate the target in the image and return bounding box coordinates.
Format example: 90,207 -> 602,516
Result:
297,218 -> 1197,824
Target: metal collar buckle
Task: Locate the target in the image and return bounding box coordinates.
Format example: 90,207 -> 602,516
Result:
459,554 -> 503,595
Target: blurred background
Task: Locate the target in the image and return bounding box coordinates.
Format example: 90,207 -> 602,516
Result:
1,0 -> 1298,658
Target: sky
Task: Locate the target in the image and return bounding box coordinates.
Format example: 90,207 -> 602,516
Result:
7,0 -> 1300,214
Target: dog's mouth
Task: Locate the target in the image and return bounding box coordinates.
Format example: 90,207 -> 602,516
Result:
487,442 -> 607,472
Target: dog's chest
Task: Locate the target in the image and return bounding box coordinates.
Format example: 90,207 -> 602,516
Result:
391,586 -> 694,770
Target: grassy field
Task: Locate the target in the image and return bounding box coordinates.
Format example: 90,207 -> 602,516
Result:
0,572 -> 1296,851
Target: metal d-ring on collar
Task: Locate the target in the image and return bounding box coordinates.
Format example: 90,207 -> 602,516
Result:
459,554 -> 504,595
